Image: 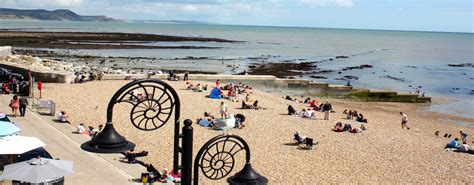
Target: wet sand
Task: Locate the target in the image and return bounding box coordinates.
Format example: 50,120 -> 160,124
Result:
42,80 -> 474,184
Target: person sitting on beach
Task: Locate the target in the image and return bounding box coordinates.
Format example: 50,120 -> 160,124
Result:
446,138 -> 460,149
77,123 -> 86,134
196,84 -> 203,92
288,105 -> 296,115
294,131 -> 306,144
285,95 -> 293,101
1,83 -> 10,94
89,125 -> 103,137
298,109 -> 307,118
57,111 -> 70,123
250,100 -> 262,110
332,122 -> 344,132
186,82 -> 196,90
309,100 -> 317,107
121,149 -> 148,167
304,97 -> 311,104
160,168 -> 176,183
344,110 -> 353,119
304,109 -> 316,119
234,113 -> 246,129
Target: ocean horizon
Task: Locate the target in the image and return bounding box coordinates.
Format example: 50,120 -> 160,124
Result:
1,20 -> 473,120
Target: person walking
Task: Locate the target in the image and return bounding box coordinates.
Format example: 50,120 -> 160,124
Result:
323,101 -> 332,120
460,131 -> 468,143
19,96 -> 28,117
9,95 -> 20,117
400,112 -> 410,130
184,71 -> 189,81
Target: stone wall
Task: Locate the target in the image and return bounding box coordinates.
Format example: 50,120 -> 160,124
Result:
0,63 -> 73,83
0,46 -> 11,57
103,74 -> 431,103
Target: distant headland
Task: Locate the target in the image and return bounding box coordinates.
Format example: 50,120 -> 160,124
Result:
0,8 -> 117,22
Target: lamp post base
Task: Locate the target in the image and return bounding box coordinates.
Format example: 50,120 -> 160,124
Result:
81,141 -> 136,153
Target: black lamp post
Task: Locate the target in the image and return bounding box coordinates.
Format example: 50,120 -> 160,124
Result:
80,78 -> 267,185
193,134 -> 268,185
81,79 -> 182,173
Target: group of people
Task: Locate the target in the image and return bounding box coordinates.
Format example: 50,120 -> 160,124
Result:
186,82 -> 208,92
198,102 -> 247,129
343,109 -> 368,123
444,131 -> 472,154
73,70 -> 104,84
76,123 -> 103,137
221,81 -> 254,96
286,100 -> 333,120
332,122 -> 366,133
2,76 -> 24,94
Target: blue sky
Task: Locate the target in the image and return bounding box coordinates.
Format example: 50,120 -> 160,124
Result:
2,0 -> 473,32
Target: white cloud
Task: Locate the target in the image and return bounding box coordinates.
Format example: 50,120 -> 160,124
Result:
182,4 -> 198,12
3,0 -> 83,8
299,0 -> 354,7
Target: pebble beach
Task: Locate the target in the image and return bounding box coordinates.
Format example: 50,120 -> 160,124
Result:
39,80 -> 474,184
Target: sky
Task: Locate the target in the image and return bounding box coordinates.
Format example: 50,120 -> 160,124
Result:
1,0 -> 473,33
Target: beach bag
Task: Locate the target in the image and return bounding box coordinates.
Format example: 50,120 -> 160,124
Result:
141,173 -> 149,183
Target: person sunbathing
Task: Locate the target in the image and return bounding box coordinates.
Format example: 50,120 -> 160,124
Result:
332,122 -> 344,132
121,149 -> 148,167
457,142 -> 471,153
446,138 -> 460,149
356,114 -> 368,123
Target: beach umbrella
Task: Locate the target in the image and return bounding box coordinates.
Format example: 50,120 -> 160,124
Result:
0,136 -> 45,154
0,112 -> 11,122
0,121 -> 21,137
1,157 -> 73,183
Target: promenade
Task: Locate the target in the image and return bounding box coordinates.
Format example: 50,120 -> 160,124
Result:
0,95 -> 145,185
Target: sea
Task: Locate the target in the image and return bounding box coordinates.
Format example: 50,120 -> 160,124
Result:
1,20 -> 473,121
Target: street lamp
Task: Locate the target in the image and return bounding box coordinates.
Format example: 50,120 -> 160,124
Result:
80,78 -> 267,185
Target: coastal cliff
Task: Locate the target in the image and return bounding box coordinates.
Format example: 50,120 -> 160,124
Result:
0,8 -> 117,22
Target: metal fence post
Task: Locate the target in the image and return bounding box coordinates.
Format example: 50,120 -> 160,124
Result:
181,119 -> 193,185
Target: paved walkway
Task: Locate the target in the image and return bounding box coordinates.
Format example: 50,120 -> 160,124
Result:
0,95 -> 145,185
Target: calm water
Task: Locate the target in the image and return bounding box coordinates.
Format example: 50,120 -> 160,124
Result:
1,20 -> 473,119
